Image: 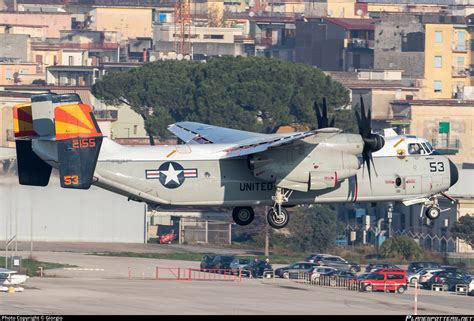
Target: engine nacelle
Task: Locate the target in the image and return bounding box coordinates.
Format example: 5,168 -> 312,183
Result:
309,168 -> 358,190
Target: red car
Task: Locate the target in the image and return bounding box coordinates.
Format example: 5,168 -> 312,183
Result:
159,232 -> 176,244
360,268 -> 408,293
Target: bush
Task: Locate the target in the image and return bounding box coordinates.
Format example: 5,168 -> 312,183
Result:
379,236 -> 422,261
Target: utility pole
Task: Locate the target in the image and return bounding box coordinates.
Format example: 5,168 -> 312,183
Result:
264,206 -> 269,257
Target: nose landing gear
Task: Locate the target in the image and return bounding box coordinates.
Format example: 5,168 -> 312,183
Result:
266,188 -> 293,229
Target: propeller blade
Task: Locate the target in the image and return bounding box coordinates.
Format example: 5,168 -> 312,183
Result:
322,98 -> 328,125
314,101 -> 323,129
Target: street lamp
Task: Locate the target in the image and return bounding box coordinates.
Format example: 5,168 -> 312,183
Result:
387,203 -> 394,238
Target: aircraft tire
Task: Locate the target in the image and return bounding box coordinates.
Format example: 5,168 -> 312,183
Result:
425,207 -> 441,220
267,207 -> 289,229
232,207 -> 255,226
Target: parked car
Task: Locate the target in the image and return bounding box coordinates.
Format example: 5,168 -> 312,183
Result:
326,270 -> 357,280
230,258 -> 252,275
407,261 -> 441,273
359,269 -> 408,293
309,266 -> 338,282
210,255 -> 235,273
424,270 -> 470,291
365,263 -> 401,273
304,253 -> 332,263
200,255 -> 216,272
467,277 -> 474,296
315,255 -> 361,273
275,262 -> 318,279
418,269 -> 444,284
245,260 -> 273,278
408,268 -> 428,284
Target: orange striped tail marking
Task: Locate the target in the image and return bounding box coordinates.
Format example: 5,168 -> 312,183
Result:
54,104 -> 102,140
13,104 -> 37,138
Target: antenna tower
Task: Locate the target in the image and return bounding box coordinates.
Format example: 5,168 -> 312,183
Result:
174,0 -> 192,56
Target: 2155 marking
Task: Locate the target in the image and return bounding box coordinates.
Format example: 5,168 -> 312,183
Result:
72,138 -> 96,149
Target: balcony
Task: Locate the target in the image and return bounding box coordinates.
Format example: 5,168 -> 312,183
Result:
431,138 -> 460,155
452,66 -> 469,77
346,38 -> 374,49
452,41 -> 469,52
60,43 -> 119,50
94,109 -> 118,121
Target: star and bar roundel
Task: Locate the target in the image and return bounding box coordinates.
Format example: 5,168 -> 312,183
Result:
146,161 -> 198,189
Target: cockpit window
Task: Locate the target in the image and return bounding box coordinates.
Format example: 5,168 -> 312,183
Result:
425,142 -> 434,152
421,143 -> 431,154
408,143 -> 424,155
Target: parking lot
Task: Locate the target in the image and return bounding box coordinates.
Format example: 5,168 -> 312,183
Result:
1,251 -> 473,315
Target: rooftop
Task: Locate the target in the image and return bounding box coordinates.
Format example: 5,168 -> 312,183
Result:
325,17 -> 380,30
392,99 -> 474,106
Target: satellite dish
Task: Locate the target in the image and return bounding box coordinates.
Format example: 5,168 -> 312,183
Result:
249,0 -> 255,7
149,55 -> 156,62
177,54 -> 183,61
249,11 -> 255,17
184,55 -> 191,61
356,9 -> 364,16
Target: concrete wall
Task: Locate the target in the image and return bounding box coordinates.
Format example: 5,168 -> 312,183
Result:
410,104 -> 474,164
423,24 -> 470,99
0,171 -> 146,243
90,7 -> 152,39
374,14 -> 425,78
0,34 -> 30,62
0,12 -> 71,38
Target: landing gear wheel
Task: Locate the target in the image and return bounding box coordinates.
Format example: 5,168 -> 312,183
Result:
425,206 -> 441,220
232,207 -> 255,226
267,206 -> 289,229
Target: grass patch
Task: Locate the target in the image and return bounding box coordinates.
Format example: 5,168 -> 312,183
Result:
0,256 -> 75,276
90,251 -> 306,265
90,252 -> 205,262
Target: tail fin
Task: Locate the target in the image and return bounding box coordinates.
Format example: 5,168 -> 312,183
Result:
13,103 -> 52,186
13,93 -> 103,189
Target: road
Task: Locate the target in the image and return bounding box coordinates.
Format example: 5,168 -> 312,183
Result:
0,252 -> 472,315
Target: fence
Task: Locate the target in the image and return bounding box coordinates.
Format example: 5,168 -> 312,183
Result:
342,225 -> 458,253
154,267 -> 241,282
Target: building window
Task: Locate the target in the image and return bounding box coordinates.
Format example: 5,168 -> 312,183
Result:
434,56 -> 442,68
5,69 -> 12,80
68,56 -> 74,66
434,80 -> 442,93
435,31 -> 443,43
457,31 -> 466,50
438,122 -> 450,148
203,34 -> 224,39
133,125 -> 138,135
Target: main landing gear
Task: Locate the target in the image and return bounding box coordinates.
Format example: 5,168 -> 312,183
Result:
231,188 -> 293,229
232,207 -> 255,226
267,188 -> 292,229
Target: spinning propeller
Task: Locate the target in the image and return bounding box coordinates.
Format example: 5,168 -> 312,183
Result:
355,96 -> 385,184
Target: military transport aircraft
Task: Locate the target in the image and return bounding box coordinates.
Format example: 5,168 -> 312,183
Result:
12,93 -> 458,229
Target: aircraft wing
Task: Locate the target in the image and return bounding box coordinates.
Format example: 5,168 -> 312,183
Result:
168,121 -> 270,144
168,121 -> 341,158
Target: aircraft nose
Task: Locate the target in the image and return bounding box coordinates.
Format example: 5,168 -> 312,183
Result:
449,159 -> 459,187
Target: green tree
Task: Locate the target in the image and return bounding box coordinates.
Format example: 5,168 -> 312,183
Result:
92,57 -> 350,142
379,236 -> 422,261
451,215 -> 474,248
287,205 -> 338,253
